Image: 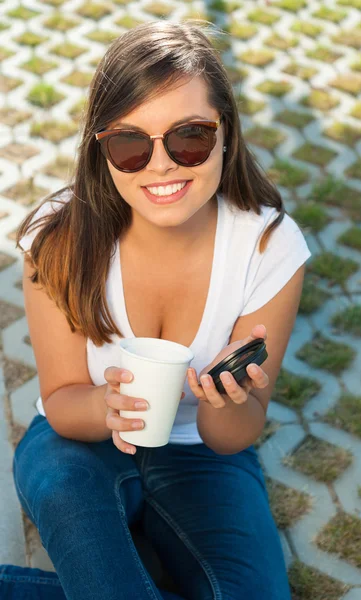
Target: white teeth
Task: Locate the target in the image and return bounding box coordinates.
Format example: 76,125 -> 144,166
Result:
146,181 -> 187,196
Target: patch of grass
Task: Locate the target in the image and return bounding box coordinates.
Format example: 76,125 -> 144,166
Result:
235,93 -> 265,114
31,120 -> 79,142
50,43 -> 87,59
324,122 -> 361,145
267,159 -> 309,187
0,252 -> 17,273
296,332 -> 356,374
331,305 -> 361,337
40,0 -> 66,5
209,0 -> 243,12
298,276 -> 332,314
323,393 -> 361,437
224,66 -> 245,84
69,98 -> 87,122
0,48 -> 14,61
0,75 -> 22,93
282,62 -> 318,80
291,20 -> 323,38
283,435 -> 353,482
292,143 -> 337,166
288,560 -> 351,600
310,175 -> 361,219
312,6 -> 347,22
256,80 -> 293,97
350,102 -> 361,119
27,83 -> 65,108
275,110 -> 314,128
338,226 -> 361,251
62,70 -> 93,88
345,159 -> 361,179
330,74 -> 361,96
4,358 -> 37,392
274,0 -> 307,10
244,125 -> 285,149
301,89 -> 340,110
7,6 -> 39,19
41,155 -> 74,180
2,177 -> 49,207
266,478 -> 312,529
239,48 -> 275,66
308,252 -> 360,287
247,9 -> 280,24
144,2 -> 174,16
14,32 -> 48,46
86,30 -> 119,44
332,28 -> 361,49
338,0 -> 361,7
77,2 -> 112,19
306,46 -> 343,63
272,367 -> 321,411
43,13 -> 80,30
291,202 -> 329,233
228,21 -> 257,39
20,56 -> 58,75
264,33 -> 299,50
0,108 -> 32,126
254,419 -> 280,449
115,15 -> 146,29
316,512 -> 361,569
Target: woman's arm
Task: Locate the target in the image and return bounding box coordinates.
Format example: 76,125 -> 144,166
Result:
196,265 -> 305,454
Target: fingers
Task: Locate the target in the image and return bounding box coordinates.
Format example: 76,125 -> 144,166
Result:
246,363 -> 269,389
188,368 -> 247,408
106,409 -> 145,433
104,366 -> 133,388
105,391 -> 148,411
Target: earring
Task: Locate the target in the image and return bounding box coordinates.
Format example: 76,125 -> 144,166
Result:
223,146 -> 227,152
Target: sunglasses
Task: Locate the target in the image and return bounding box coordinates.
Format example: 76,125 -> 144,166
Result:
95,115 -> 223,173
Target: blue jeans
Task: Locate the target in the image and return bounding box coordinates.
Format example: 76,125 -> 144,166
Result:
4,414 -> 291,600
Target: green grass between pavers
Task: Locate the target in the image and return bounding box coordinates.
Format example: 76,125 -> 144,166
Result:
40,0 -> 67,5
224,66 -> 247,85
144,2 -> 174,17
86,30 -> 119,44
312,6 -> 347,21
290,20 -> 323,37
288,560 -> 351,600
264,33 -> 299,50
209,0 -> 243,13
330,305 -> 361,336
7,6 -> 39,19
0,75 -> 22,93
244,125 -> 286,149
275,110 -> 314,128
298,277 -> 332,314
76,2 -> 113,20
254,419 -> 280,448
61,70 -> 93,88
0,252 -> 17,273
0,108 -> 32,126
247,8 -> 280,24
27,83 -> 65,108
296,332 -> 356,374
350,102 -> 361,119
115,15 -> 147,29
4,358 -> 38,392
30,120 -> 79,142
272,367 -> 321,411
323,393 -> 361,438
301,89 -> 340,110
310,175 -> 361,219
273,0 -> 307,10
338,227 -> 361,251
50,43 -> 87,59
2,178 -> 49,207
338,0 -> 361,7
0,299 -> 25,329
351,58 -> 361,72
308,252 -> 359,286
227,21 -> 258,39
238,48 -> 275,65
0,22 -> 10,31
20,57 -> 58,75
305,46 -> 343,63
330,74 -> 361,95
316,512 -> 361,569
256,80 -> 293,96
283,435 -> 353,482
324,122 -> 361,145
14,32 -> 49,46
0,48 -> 14,61
346,159 -> 361,179
69,98 -> 87,122
292,143 -> 337,166
291,202 -> 330,233
41,155 -> 75,180
43,13 -> 80,30
282,62 -> 318,80
332,29 -> 361,49
267,159 -> 309,187
266,478 -> 312,529
235,93 -> 265,114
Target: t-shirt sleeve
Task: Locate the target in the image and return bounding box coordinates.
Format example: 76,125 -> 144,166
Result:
240,212 -> 312,316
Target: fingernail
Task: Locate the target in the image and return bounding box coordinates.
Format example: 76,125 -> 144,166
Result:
134,401 -> 148,410
121,371 -> 132,382
220,372 -> 232,384
248,364 -> 257,374
132,421 -> 144,429
201,375 -> 212,387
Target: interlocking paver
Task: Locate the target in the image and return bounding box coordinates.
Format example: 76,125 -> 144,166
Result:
0,0 -> 360,596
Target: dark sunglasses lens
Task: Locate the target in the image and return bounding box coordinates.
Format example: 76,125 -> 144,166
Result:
107,132 -> 150,171
167,125 -> 214,165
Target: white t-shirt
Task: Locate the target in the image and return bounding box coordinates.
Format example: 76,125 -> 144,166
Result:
19,190 -> 312,444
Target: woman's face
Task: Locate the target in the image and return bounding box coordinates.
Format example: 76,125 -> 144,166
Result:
106,76 -> 225,231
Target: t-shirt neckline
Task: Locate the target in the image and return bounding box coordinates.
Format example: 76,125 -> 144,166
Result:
110,194 -> 224,353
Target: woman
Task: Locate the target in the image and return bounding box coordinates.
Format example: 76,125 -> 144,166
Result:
3,19 -> 311,600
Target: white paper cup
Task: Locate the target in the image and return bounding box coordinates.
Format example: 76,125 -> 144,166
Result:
117,337 -> 194,447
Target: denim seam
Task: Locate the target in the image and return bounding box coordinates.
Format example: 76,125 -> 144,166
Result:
146,494 -> 222,600
0,574 -> 62,586
13,466 -> 36,524
113,472 -> 160,600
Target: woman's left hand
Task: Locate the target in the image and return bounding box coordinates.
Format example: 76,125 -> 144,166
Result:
187,324 -> 269,409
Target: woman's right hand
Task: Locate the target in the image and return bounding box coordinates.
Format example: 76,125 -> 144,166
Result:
103,366 -> 147,455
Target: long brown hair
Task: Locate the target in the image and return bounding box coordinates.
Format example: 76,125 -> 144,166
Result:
16,19 -> 286,347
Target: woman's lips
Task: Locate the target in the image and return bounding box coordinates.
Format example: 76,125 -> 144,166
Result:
141,180 -> 193,204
